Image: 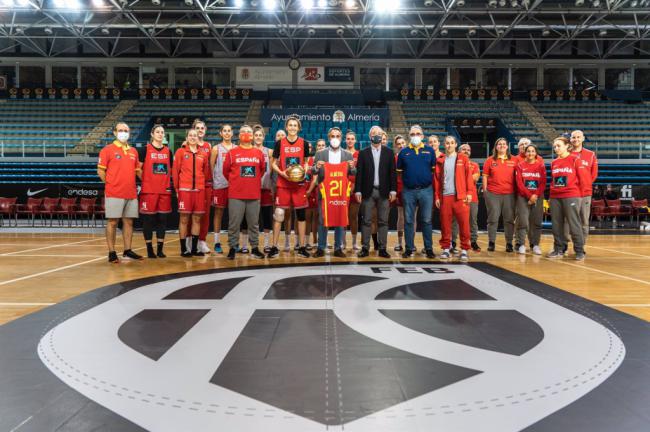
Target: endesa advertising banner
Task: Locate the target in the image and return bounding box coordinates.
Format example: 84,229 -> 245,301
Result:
261,107 -> 390,127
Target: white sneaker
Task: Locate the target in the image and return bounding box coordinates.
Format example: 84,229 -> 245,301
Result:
198,240 -> 211,254
532,245 -> 542,255
517,245 -> 526,254
440,249 -> 451,259
352,243 -> 360,251
459,250 -> 469,262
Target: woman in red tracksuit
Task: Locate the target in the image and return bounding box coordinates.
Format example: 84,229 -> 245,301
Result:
514,144 -> 547,256
548,136 -> 589,261
172,129 -> 210,257
435,136 -> 473,262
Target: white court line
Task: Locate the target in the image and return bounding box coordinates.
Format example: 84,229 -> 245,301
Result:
0,237 -> 105,256
0,239 -> 176,287
475,238 -> 650,286
585,244 -> 650,259
0,302 -> 55,306
0,254 -> 104,258
8,415 -> 33,432
606,304 -> 650,307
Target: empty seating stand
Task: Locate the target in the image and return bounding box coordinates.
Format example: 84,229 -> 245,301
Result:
532,100 -> 650,159
0,99 -> 118,156
99,99 -> 252,147
401,100 -> 547,156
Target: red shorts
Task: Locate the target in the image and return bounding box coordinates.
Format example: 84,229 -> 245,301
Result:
261,189 -> 274,207
275,186 -> 308,209
139,193 -> 172,214
178,190 -> 206,214
212,187 -> 229,208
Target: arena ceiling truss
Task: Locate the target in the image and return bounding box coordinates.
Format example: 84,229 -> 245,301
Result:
0,0 -> 649,59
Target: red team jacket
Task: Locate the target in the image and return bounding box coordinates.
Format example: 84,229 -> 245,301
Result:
515,159 -> 547,200
319,162 -> 351,227
172,145 -> 210,191
572,147 -> 598,197
222,146 -> 267,200
434,153 -> 474,202
550,154 -> 589,199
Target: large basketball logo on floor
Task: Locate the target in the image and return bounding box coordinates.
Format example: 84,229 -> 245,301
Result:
38,265 -> 625,432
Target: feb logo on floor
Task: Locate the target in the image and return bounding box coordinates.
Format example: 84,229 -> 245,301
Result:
2,263 -> 649,432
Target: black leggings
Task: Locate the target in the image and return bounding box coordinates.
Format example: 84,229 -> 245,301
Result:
259,205 -> 273,230
142,213 -> 167,241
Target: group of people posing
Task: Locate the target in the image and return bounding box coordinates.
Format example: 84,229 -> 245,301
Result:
97,116 -> 597,263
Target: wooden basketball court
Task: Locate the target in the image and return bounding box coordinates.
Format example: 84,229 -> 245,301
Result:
1,232 -> 648,324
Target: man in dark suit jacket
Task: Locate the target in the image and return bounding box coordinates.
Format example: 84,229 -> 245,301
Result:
354,126 -> 397,258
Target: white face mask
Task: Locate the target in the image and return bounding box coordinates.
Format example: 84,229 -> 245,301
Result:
410,136 -> 422,146
330,138 -> 341,149
116,132 -> 129,143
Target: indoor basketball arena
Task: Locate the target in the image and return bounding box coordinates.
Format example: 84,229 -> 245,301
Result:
1,1 -> 649,431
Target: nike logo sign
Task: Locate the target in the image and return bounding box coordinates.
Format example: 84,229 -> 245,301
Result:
26,188 -> 47,197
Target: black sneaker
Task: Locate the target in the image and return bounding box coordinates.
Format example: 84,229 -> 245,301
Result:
357,248 -> 370,258
239,247 -> 249,254
313,248 -> 325,258
193,251 -> 205,257
156,250 -> 167,258
487,242 -> 495,252
123,249 -> 144,260
267,246 -> 279,259
505,243 -> 514,253
181,251 -> 193,258
333,249 -> 346,258
425,249 -> 436,259
263,246 -> 271,254
515,243 -> 521,251
108,251 -> 120,264
449,247 -> 459,255
297,247 -> 310,258
227,248 -> 237,260
146,244 -> 156,259
402,250 -> 414,258
471,241 -> 481,252
250,247 -> 265,259
378,249 -> 391,259
394,244 -> 403,252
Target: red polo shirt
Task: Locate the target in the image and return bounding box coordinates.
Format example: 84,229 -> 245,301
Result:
98,141 -> 140,199
483,156 -> 517,195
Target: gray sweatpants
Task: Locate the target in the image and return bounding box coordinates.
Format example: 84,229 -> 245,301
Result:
515,195 -> 543,247
361,188 -> 390,249
452,201 -> 478,243
550,197 -> 584,254
564,196 -> 591,245
228,198 -> 260,249
485,191 -> 515,244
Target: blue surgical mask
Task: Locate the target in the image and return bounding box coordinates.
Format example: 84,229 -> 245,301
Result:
370,135 -> 382,145
410,136 -> 422,146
